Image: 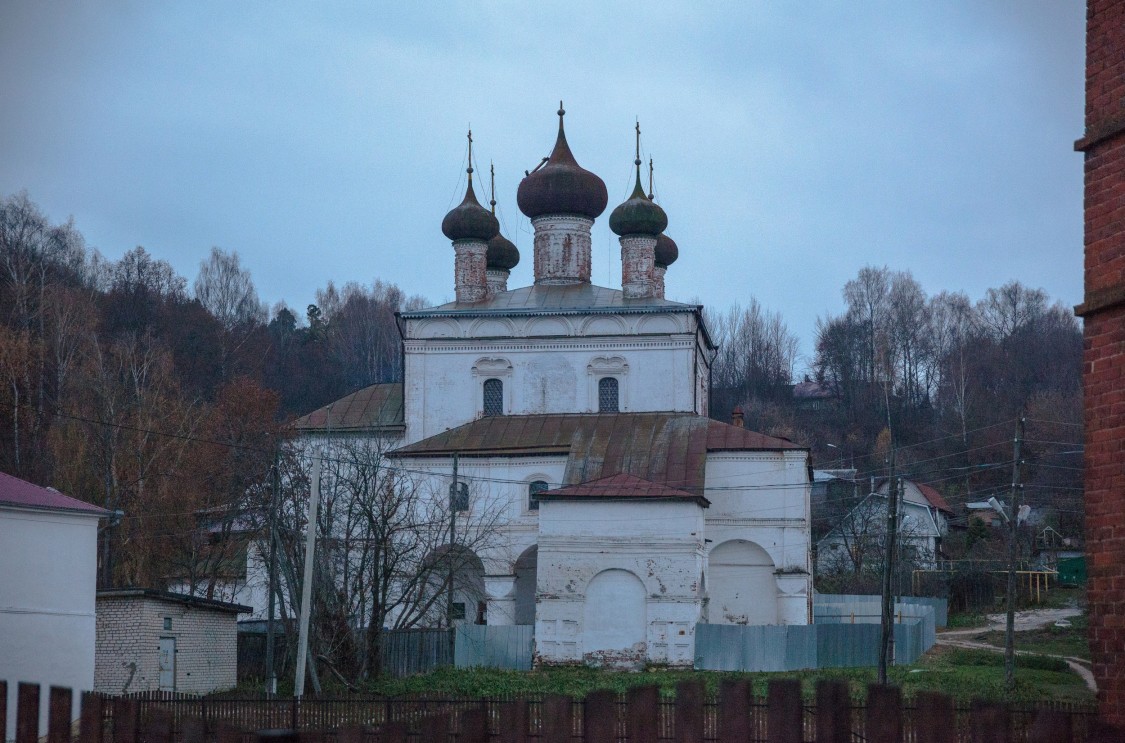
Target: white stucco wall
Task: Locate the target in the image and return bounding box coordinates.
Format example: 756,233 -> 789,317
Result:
401,310 -> 710,444
703,451 -> 812,625
0,506 -> 100,741
535,498 -> 706,668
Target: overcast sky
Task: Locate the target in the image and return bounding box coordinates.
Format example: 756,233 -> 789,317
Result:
0,2 -> 1084,369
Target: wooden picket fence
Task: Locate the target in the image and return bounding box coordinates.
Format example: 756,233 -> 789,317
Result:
3,679 -> 1114,742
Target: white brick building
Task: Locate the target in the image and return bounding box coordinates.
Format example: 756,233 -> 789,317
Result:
95,589 -> 249,695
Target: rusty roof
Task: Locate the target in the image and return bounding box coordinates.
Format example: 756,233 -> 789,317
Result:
292,383 -> 404,433
538,472 -> 709,507
391,413 -> 803,496
915,482 -> 954,514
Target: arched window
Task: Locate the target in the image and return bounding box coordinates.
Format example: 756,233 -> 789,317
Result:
483,378 -> 503,416
528,480 -> 548,511
598,377 -> 619,413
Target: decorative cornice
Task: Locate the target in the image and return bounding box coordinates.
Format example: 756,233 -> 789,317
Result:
1074,114 -> 1125,152
405,339 -> 694,352
1075,284 -> 1125,318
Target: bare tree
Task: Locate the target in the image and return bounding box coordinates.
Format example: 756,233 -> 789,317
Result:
194,247 -> 267,330
275,438 -> 504,681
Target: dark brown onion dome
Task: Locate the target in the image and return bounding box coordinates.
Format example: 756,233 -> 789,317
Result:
442,178 -> 499,242
654,233 -> 679,268
487,232 -> 520,270
609,171 -> 668,237
517,105 -> 608,220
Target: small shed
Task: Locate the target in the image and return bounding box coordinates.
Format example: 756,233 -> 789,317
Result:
1058,556 -> 1087,587
95,589 -> 251,695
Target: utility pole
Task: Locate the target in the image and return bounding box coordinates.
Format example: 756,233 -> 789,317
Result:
295,455 -> 321,698
265,445 -> 280,695
1005,416 -> 1025,693
878,448 -> 900,685
448,453 -> 459,660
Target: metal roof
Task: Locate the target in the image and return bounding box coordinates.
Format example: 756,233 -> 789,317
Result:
391,412 -> 804,496
292,382 -> 405,433
400,283 -> 698,318
0,470 -> 108,516
538,472 -> 710,507
97,588 -> 251,614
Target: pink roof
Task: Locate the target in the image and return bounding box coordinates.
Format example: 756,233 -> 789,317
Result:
916,483 -> 953,514
0,471 -> 108,516
538,472 -> 710,506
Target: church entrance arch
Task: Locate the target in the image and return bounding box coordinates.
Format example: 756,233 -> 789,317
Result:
582,569 -> 647,667
708,539 -> 777,625
421,545 -> 486,626
513,545 -> 537,625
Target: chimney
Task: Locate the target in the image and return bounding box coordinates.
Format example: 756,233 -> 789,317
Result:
731,405 -> 744,428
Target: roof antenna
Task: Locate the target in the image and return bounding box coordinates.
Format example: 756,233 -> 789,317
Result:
489,161 -> 496,215
648,157 -> 655,200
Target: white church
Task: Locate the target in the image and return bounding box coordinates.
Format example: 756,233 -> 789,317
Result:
291,106 -> 813,667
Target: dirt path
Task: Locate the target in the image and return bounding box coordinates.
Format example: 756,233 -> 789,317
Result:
940,606 -> 1083,637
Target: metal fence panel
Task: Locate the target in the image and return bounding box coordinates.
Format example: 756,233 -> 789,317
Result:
784,625 -> 818,670
816,623 -> 881,668
817,594 -> 948,627
380,628 -> 452,678
454,624 -> 533,670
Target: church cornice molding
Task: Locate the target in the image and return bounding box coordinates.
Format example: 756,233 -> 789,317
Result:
404,338 -> 695,353
704,517 -> 808,527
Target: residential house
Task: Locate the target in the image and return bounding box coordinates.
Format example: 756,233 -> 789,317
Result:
0,471 -> 108,740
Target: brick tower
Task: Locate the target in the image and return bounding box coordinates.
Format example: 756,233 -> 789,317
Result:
1075,0 -> 1125,728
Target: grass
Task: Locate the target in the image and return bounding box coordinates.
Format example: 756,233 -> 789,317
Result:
946,612 -> 987,629
258,648 -> 1089,705
978,614 -> 1090,661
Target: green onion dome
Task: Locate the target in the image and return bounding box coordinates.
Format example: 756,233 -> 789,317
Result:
517,106 -> 608,220
487,233 -> 520,270
609,171 -> 668,237
654,233 -> 679,268
442,178 -> 499,242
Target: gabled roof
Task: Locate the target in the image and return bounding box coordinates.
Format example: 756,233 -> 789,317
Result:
875,478 -> 954,515
0,471 -> 108,516
391,412 -> 804,496
915,483 -> 954,514
538,472 -> 710,507
292,382 -> 405,434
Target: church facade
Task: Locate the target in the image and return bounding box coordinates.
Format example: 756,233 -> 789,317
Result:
293,107 -> 813,667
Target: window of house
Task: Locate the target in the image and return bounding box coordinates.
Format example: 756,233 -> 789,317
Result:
450,482 -> 469,512
483,378 -> 503,416
598,377 -> 619,413
528,480 -> 548,511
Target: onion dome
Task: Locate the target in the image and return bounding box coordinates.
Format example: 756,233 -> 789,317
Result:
442,131 -> 499,242
487,233 -> 520,270
609,172 -> 668,237
442,177 -> 499,242
610,122 -> 668,237
517,103 -> 609,220
654,233 -> 679,268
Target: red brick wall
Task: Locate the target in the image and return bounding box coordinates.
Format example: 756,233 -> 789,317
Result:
1077,0 -> 1125,728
